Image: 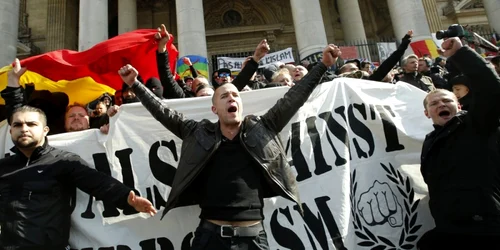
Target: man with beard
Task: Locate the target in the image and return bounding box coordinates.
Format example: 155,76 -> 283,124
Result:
64,103 -> 90,132
417,37 -> 500,249
0,105 -> 156,249
118,28 -> 341,248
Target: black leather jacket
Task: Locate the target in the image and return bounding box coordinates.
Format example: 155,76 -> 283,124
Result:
0,141 -> 133,249
131,62 -> 329,218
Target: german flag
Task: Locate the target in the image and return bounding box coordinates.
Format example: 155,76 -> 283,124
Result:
410,40 -> 440,58
0,29 -> 178,106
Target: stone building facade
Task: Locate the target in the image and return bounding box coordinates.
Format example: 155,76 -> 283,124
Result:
0,0 -> 498,68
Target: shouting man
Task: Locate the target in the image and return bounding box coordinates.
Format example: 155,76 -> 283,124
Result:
118,27 -> 340,250
418,37 -> 500,249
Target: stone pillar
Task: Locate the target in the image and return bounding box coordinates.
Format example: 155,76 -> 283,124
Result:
290,0 -> 328,60
387,0 -> 431,53
338,0 -> 370,60
46,0 -> 78,51
79,0 -> 108,51
118,0 -> 137,34
387,0 -> 430,40
175,0 -> 207,58
0,0 -> 20,67
483,0 -> 500,34
422,0 -> 443,33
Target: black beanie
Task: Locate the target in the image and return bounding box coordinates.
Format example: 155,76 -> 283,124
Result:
146,77 -> 164,98
449,74 -> 470,88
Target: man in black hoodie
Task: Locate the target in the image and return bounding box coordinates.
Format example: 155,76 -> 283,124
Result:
145,77 -> 164,99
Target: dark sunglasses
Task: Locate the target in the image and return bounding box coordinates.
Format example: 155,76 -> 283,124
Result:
219,73 -> 230,78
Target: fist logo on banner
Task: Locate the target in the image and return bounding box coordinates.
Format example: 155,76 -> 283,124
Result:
350,164 -> 424,249
357,181 -> 403,228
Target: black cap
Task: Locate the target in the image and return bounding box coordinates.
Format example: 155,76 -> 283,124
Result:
217,68 -> 231,76
146,77 -> 162,89
345,59 -> 361,67
449,74 -> 470,88
262,63 -> 279,82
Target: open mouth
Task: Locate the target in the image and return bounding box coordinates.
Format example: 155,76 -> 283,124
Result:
439,110 -> 451,117
228,106 -> 237,113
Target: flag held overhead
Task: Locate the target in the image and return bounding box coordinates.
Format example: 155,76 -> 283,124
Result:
0,29 -> 178,106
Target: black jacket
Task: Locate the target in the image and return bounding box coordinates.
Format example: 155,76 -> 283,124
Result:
422,70 -> 448,89
156,51 -> 194,99
0,141 -> 133,249
421,47 -> 500,235
131,61 -> 329,218
399,72 -> 435,92
369,34 -> 411,82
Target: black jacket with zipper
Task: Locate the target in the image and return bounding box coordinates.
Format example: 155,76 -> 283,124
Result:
131,61 -> 329,218
0,140 -> 133,249
421,47 -> 500,235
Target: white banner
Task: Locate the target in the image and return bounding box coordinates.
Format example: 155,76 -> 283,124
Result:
377,42 -> 398,62
0,79 -> 436,249
217,48 -> 295,71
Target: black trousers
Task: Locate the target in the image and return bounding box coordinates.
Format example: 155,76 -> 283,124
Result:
417,229 -> 500,250
191,220 -> 270,250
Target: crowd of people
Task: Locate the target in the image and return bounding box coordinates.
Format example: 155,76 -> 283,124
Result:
2,26 -> 500,137
1,22 -> 500,249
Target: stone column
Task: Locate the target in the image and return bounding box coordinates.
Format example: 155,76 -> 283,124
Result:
483,0 -> 500,34
422,0 -> 443,33
175,0 -> 207,58
79,0 -> 108,51
118,0 -> 137,34
338,0 -> 370,60
387,0 -> 431,54
0,0 -> 20,67
46,0 -> 78,51
290,0 -> 328,60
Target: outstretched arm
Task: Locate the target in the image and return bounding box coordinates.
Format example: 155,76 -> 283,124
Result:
370,30 -> 413,82
118,64 -> 197,140
261,45 -> 340,133
183,57 -> 199,78
233,40 -> 269,91
62,155 -> 156,216
155,24 -> 186,99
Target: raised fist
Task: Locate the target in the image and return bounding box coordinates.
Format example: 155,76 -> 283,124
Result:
107,105 -> 120,117
321,44 -> 341,67
118,64 -> 139,87
439,37 -> 463,58
357,181 -> 403,228
183,57 -> 192,66
253,39 -> 270,62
